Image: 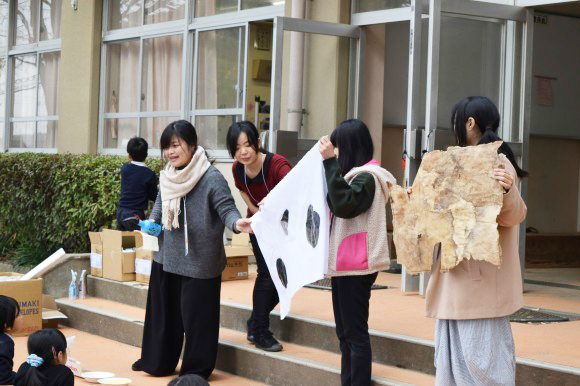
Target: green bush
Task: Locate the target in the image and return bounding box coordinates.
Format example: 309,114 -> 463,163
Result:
0,153 -> 163,266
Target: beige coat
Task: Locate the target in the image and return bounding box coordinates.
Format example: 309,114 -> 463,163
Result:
425,159 -> 527,320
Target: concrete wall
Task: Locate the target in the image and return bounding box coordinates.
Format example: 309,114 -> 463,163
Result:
527,136 -> 580,233
57,0 -> 102,154
0,255 -> 90,298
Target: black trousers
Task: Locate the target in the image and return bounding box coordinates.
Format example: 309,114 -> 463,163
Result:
139,261 -> 221,378
331,272 -> 378,386
248,234 -> 279,334
116,207 -> 145,231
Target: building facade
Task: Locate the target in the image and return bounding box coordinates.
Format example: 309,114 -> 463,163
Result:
0,0 -> 579,266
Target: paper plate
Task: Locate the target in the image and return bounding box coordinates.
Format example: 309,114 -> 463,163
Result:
82,372 -> 115,383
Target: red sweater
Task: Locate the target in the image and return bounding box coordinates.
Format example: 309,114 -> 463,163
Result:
232,153 -> 292,217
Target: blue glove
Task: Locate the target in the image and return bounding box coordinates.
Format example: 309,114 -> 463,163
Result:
138,220 -> 162,237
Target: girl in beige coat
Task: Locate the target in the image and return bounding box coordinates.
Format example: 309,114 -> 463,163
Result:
425,97 -> 527,386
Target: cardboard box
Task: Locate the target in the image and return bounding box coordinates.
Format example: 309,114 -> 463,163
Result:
134,232 -> 154,284
0,273 -> 42,336
222,256 -> 249,281
42,295 -> 68,329
223,233 -> 252,281
88,232 -> 103,277
102,229 -> 136,282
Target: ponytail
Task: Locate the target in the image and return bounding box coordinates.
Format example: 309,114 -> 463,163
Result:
19,354 -> 45,386
19,329 -> 68,386
478,126 -> 528,178
452,96 -> 528,178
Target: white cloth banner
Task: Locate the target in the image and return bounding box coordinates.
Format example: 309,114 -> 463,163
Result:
251,144 -> 330,319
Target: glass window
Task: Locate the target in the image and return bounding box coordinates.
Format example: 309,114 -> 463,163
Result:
2,2 -> 60,149
106,40 -> 140,113
40,0 -> 62,41
140,116 -> 179,149
104,118 -> 137,149
103,33 -> 183,150
15,0 -> 40,45
109,0 -> 186,30
109,0 -> 142,30
12,54 -> 37,118
38,51 -> 60,116
10,121 -> 35,148
353,0 -> 411,13
194,115 -> 240,151
0,0 -> 8,48
141,34 -> 183,112
196,27 -> 245,110
195,0 -> 237,18
241,0 -> 284,10
14,0 -> 61,45
437,16 -> 502,129
10,52 -> 60,148
145,0 -> 186,25
36,120 -> 57,147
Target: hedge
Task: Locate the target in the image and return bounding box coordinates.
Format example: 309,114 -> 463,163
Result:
0,153 -> 163,266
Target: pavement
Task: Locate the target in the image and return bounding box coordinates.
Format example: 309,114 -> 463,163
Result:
12,327 -> 264,385
10,266 -> 580,384
218,266 -> 580,369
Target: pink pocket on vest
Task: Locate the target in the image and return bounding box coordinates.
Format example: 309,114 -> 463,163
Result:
336,232 -> 368,271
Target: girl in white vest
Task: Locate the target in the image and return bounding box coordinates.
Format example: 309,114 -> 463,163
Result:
319,119 -> 396,386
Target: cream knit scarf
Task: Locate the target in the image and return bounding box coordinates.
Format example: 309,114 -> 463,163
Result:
159,146 -> 211,230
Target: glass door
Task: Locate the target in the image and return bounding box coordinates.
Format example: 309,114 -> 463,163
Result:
423,0 -> 534,285
268,17 -> 364,160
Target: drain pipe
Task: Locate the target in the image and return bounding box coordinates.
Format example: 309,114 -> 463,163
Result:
287,0 -> 306,133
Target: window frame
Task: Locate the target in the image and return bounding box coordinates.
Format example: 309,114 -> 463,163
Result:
1,0 -> 62,152
98,0 -> 284,159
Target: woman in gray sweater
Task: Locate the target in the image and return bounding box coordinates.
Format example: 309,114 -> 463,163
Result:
132,120 -> 251,379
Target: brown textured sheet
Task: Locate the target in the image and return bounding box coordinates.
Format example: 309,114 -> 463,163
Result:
390,142 -> 504,273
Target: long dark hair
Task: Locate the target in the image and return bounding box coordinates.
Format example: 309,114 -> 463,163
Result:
160,120 -> 212,164
226,121 -> 263,159
330,119 -> 374,176
451,96 -> 528,178
0,295 -> 19,332
20,329 -> 68,386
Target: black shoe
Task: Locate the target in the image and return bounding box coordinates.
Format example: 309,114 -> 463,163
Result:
247,319 -> 256,343
254,332 -> 283,352
132,359 -> 143,371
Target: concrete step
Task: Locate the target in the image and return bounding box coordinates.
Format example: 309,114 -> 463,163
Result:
85,275 -> 580,385
55,297 -> 435,386
87,276 -> 435,373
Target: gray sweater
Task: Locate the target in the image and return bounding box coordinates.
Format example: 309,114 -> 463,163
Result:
150,166 -> 242,279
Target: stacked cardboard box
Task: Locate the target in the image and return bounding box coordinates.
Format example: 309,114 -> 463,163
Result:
223,233 -> 252,281
102,229 -> 136,282
88,232 -> 103,277
134,232 -> 154,284
0,273 -> 42,336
